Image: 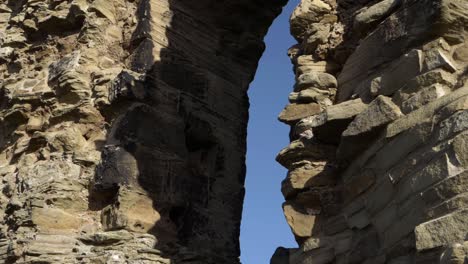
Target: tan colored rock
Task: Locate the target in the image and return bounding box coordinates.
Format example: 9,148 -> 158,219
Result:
453,42 -> 468,64
32,208 -> 83,231
26,115 -> 45,132
296,56 -> 339,74
277,140 -> 336,169
289,92 -> 299,103
338,96 -> 403,160
298,98 -> 367,143
415,209 -> 468,251
302,23 -> 331,54
278,103 -> 322,125
276,0 -> 468,262
297,88 -> 335,104
290,0 -> 332,41
440,242 -> 468,264
89,0 -> 116,23
102,187 -> 164,234
344,96 -> 403,137
354,0 -> 402,35
295,72 -> 337,92
283,202 -> 319,238
282,161 -> 337,198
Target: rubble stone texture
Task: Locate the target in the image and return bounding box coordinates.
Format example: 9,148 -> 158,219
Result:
1,0 -> 468,263
273,0 -> 468,263
0,0 -> 287,263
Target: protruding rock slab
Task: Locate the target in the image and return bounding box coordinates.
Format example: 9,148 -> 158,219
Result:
338,96 -> 403,160
343,96 -> 403,137
297,98 -> 367,144
277,140 -> 337,169
283,202 -> 319,238
278,103 -> 322,125
353,0 -> 402,35
282,161 -> 337,199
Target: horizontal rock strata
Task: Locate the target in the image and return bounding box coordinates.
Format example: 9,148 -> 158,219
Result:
0,0 -> 287,263
273,0 -> 468,263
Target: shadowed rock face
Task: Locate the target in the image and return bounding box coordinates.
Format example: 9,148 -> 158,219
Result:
274,0 -> 468,263
0,0 -> 286,263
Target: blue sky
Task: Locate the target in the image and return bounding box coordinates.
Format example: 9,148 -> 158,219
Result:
240,0 -> 300,263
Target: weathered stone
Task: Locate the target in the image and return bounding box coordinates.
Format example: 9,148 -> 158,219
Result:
296,56 -> 339,74
408,69 -> 457,92
289,92 -> 299,103
386,86 -> 468,138
440,242 -> 468,264
79,230 -> 133,245
302,23 -> 331,54
276,0 -> 468,262
299,98 -> 367,144
344,96 -> 403,137
338,96 -> 403,160
283,202 -> 319,238
290,0 -> 333,41
0,0 -> 290,262
32,208 -> 83,231
96,145 -> 139,188
282,161 -> 337,198
89,0 -> 116,23
423,48 -> 458,73
415,209 -> 468,251
26,234 -> 79,256
278,103 -> 322,125
453,42 -> 468,64
343,169 -> 376,202
48,52 -> 81,81
295,72 -> 337,92
0,47 -> 13,62
337,0 -> 468,101
297,88 -> 335,104
102,187 -> 162,234
276,140 -> 337,169
369,49 -> 423,98
354,0 -> 402,35
400,84 -> 450,114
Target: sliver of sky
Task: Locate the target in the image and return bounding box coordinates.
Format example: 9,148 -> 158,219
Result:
240,0 -> 300,263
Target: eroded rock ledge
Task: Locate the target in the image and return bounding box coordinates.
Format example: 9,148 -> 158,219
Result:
0,0 -> 287,263
273,0 -> 468,263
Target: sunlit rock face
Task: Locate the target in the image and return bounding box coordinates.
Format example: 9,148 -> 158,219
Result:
0,0 -> 286,263
273,0 -> 468,263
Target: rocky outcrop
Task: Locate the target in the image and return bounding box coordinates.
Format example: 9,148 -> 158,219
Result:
0,0 -> 287,263
273,0 -> 468,263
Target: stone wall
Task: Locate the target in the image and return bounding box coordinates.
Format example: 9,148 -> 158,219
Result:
273,0 -> 468,263
0,0 -> 286,263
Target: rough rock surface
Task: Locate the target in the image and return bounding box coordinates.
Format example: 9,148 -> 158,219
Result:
273,0 -> 468,263
0,0 -> 287,263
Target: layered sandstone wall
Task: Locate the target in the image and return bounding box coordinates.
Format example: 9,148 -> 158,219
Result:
273,0 -> 468,263
0,0 -> 286,263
